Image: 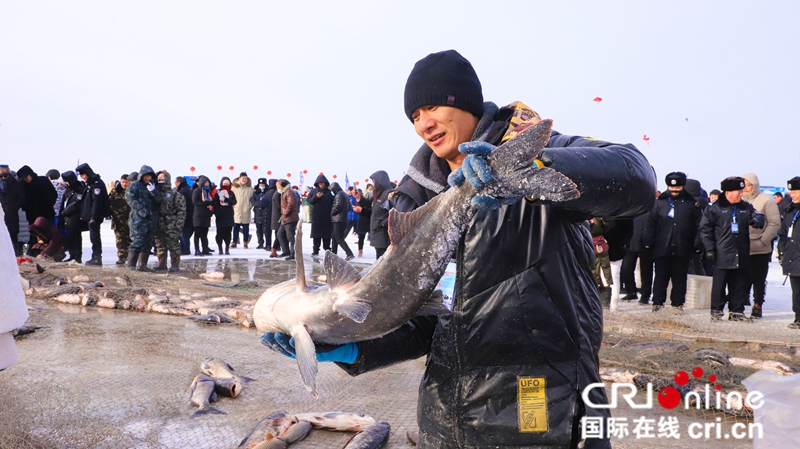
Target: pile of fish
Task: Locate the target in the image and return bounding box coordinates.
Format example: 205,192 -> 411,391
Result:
239,410 -> 390,449
189,358 -> 256,418
22,273 -> 258,328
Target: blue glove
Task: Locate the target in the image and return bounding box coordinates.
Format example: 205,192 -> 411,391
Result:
447,141 -> 496,189
260,332 -> 359,364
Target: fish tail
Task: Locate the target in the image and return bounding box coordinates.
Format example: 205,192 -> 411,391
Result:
191,406 -> 227,418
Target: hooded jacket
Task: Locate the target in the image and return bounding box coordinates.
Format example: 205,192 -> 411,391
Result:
330,182 -> 350,223
213,177 -> 237,228
192,175 -> 214,228
339,101 -> 655,448
355,193 -> 372,234
270,179 -> 282,231
645,189 -> 702,259
126,165 -> 163,231
232,176 -> 253,223
17,165 -> 57,222
0,174 -> 25,235
307,174 -> 333,238
156,171 -> 187,235
59,171 -> 87,233
75,163 -> 111,221
175,177 -> 194,231
251,178 -> 272,226
109,178 -> 131,232
742,173 -> 781,256
28,216 -> 65,260
780,201 -> 800,276
700,194 -> 762,270
368,170 -> 393,249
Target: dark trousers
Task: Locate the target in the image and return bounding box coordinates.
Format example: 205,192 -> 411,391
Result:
357,232 -> 366,251
711,267 -> 750,313
375,247 -> 387,260
331,222 -> 354,257
272,229 -> 282,250
216,226 -> 232,253
9,233 -> 20,256
88,218 -> 103,259
255,223 -> 271,248
748,253 -> 771,304
791,276 -> 800,322
279,221 -> 297,256
66,230 -> 82,262
313,237 -> 331,254
621,248 -> 654,299
194,226 -> 209,253
652,256 -> 690,307
180,227 -> 193,254
344,219 -> 357,238
233,223 -> 250,244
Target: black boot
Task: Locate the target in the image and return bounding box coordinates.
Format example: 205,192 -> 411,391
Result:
138,251 -> 154,272
127,250 -> 140,271
85,255 -> 102,266
169,254 -> 180,272
154,254 -> 168,271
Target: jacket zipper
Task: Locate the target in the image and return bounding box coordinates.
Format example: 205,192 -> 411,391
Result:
452,235 -> 466,447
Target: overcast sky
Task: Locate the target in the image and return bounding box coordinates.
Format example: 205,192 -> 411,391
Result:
2,1 -> 798,191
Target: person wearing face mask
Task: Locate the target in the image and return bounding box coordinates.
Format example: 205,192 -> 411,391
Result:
231,172 -> 253,249
741,173 -> 781,319
250,178 -> 272,250
58,171 -> 86,263
353,188 -> 371,258
0,165 -> 25,256
213,177 -> 237,255
109,174 -> 132,264
700,176 -> 765,321
307,174 -> 334,257
192,175 -> 214,256
174,176 -> 194,256
153,171 -> 186,272
364,183 -> 374,200
125,165 -> 163,271
644,172 -> 702,311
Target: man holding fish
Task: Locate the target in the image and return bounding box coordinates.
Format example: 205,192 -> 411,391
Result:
260,50 -> 655,448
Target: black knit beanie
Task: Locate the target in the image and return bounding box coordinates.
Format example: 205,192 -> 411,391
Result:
404,50 -> 484,122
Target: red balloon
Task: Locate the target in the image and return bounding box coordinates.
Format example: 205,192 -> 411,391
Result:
267,171 -> 272,175
332,174 -> 337,179
287,173 -> 292,178
365,178 -> 369,183
229,166 -> 234,171
394,180 -> 398,184
319,172 -> 324,175
593,97 -> 602,102
355,181 -> 359,186
216,165 -> 222,171
190,166 -> 195,172
253,165 -> 258,170
303,170 -> 308,174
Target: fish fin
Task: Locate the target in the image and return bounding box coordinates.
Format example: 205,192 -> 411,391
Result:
387,195 -> 444,246
295,224 -> 307,291
191,406 -> 226,418
333,296 -> 372,323
291,325 -> 319,398
237,375 -> 257,385
210,391 -> 218,403
323,251 -> 360,290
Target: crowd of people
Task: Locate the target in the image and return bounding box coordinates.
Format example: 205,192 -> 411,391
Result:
0,164 -> 398,271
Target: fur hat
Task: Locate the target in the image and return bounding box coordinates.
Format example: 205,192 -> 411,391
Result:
720,177 -> 746,192
665,172 -> 687,187
788,177 -> 800,191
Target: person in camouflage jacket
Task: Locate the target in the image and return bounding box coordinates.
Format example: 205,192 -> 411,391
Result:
154,170 -> 186,272
109,174 -> 132,264
125,165 -> 162,271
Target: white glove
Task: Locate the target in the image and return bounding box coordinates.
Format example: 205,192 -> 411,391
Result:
220,190 -> 229,198
146,183 -> 155,192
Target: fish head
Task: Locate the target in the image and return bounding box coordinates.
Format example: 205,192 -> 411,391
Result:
253,280 -> 298,333
482,118 -> 580,203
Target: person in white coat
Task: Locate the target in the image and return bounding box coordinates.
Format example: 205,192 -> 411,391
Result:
0,206 -> 29,370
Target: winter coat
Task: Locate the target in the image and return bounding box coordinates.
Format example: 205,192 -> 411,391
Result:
604,218 -> 633,262
157,171 -> 187,237
0,205 -> 29,340
28,216 -> 65,260
339,101 -> 655,447
628,208 -> 651,253
126,165 -> 163,232
742,173 -> 781,255
368,170 -> 392,249
213,178 -> 237,228
780,201 -> 800,276
271,183 -> 282,231
644,190 -> 702,259
348,195 -> 358,222
109,182 -> 131,233
231,177 -> 253,224
59,172 -> 87,233
307,175 -> 333,238
0,175 -> 25,235
16,166 -> 57,222
176,179 -> 194,231
330,182 -> 350,224
251,184 -> 272,226
280,186 -> 299,224
700,195 -> 762,270
356,196 -> 372,233
685,179 -> 709,211
192,176 -> 214,228
76,166 -> 111,221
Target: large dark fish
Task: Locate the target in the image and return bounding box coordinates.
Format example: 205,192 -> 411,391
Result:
253,119 -> 579,396
237,410 -> 293,449
342,422 -> 391,449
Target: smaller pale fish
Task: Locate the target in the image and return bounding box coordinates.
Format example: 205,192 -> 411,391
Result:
199,272 -> 225,280
291,412 -> 376,432
342,422 -> 391,449
190,374 -> 226,418
250,436 -> 287,449
201,358 -> 256,385
729,357 -> 799,375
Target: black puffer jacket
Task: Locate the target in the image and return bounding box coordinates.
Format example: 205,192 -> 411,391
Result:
176,178 -> 194,231
330,182 -> 350,224
76,164 -> 111,220
17,165 -> 57,222
604,218 -> 633,262
192,176 -> 214,228
59,171 -> 86,232
645,190 -> 702,259
368,171 -> 393,249
213,178 -> 237,228
356,196 -> 372,233
700,195 -> 762,270
339,101 -> 655,448
251,179 -> 272,226
780,201 -> 800,276
307,174 -> 333,238
0,175 -> 25,235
